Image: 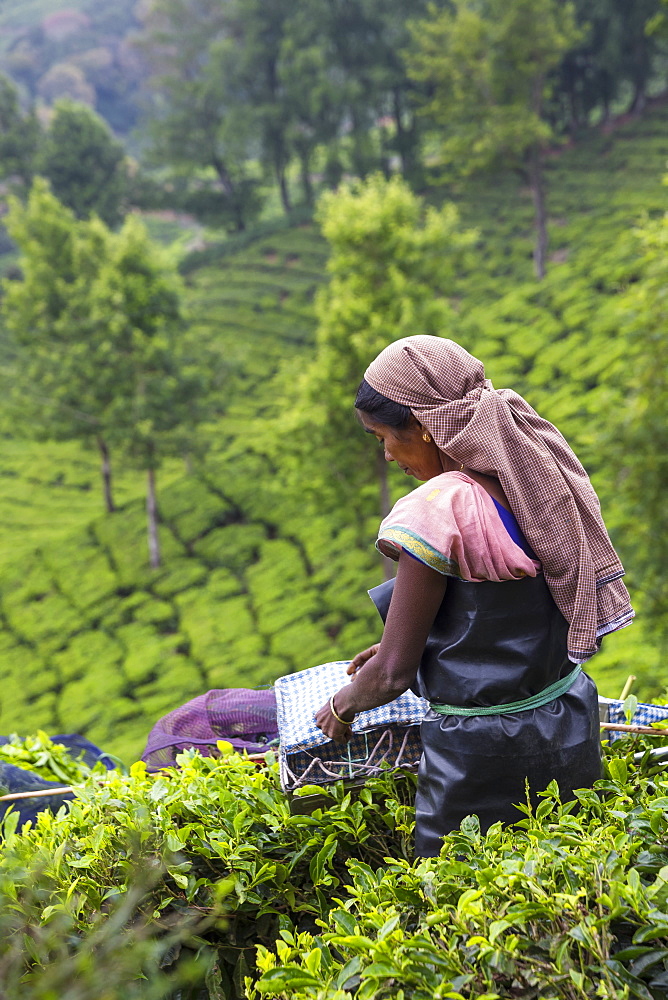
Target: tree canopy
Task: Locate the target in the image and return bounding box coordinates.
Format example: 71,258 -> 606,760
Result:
406,0 -> 581,279
290,173 -> 475,543
3,179 -> 210,565
37,100 -> 128,227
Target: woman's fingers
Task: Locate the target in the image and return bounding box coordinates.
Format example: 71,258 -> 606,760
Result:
347,643 -> 381,675
314,703 -> 352,743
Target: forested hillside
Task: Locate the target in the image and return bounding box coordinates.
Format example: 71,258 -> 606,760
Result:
0,0 -> 143,133
0,103 -> 666,764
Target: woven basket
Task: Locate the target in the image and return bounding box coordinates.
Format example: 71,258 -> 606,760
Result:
274,661 -> 427,792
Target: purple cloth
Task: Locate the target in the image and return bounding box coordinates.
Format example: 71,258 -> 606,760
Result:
141,688 -> 278,769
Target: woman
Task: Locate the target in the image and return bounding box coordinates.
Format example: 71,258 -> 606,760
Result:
315,335 -> 633,857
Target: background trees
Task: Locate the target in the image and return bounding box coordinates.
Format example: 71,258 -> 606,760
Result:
37,100 -> 128,226
137,0 -> 261,233
136,0 -> 441,222
611,210 -> 668,645
0,74 -> 39,190
406,0 -> 580,280
0,76 -> 129,225
3,180 -> 210,567
292,173 -> 475,565
0,0 -> 666,232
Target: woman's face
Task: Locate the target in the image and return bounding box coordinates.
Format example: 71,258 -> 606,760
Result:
358,412 -> 445,481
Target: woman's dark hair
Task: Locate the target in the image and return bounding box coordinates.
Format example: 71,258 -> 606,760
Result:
354,378 -> 413,429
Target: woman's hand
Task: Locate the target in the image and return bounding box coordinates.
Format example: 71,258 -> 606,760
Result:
315,553 -> 447,742
347,643 -> 380,677
314,646 -> 379,742
315,697 -> 353,743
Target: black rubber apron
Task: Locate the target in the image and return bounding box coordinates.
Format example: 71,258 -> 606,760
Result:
369,575 -> 601,857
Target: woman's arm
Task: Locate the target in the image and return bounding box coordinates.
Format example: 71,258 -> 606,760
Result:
315,552 -> 447,741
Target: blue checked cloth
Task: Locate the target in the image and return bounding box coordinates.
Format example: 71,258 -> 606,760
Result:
605,698 -> 668,740
275,661 -> 428,752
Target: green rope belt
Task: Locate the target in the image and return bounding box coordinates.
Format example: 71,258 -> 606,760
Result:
429,665 -> 582,717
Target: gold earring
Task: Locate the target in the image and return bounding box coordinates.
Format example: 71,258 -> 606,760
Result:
459,462 -> 464,472
422,432 -> 431,443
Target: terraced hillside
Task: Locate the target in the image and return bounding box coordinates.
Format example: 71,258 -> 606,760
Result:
0,449 -> 381,764
1,106 -> 668,764
0,224 -> 363,764
183,223 -> 328,413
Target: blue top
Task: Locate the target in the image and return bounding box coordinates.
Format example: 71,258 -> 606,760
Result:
491,498 -> 537,560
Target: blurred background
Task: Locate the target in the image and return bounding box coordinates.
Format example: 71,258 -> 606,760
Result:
0,0 -> 666,765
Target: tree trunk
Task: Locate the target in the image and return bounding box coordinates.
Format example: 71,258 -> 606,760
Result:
212,155 -> 245,232
277,158 -> 292,214
351,108 -> 372,178
298,146 -> 314,205
97,436 -> 115,514
376,451 -> 394,582
146,467 -> 161,570
630,79 -> 647,116
569,90 -> 580,136
528,145 -> 548,281
392,87 -> 418,180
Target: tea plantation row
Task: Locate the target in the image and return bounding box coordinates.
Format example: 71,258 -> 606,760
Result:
3,732 -> 668,998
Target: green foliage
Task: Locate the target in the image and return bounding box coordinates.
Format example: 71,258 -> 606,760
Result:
0,72 -> 39,188
0,876 -> 214,1000
137,0 -> 263,231
254,740 -> 668,1000
407,0 -> 577,172
407,0 -> 581,278
1,735 -> 668,997
606,207 -> 668,642
0,730 -> 95,784
37,100 -> 128,226
0,445 -> 383,763
137,0 -> 441,219
2,178 -> 215,565
290,173 -> 476,517
0,745 -> 417,997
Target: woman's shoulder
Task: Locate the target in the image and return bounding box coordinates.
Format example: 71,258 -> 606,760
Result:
378,472 -> 538,582
392,471 -> 484,510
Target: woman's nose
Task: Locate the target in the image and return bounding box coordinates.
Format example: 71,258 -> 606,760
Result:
384,446 -> 394,462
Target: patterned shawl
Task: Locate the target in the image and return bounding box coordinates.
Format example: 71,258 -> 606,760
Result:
364,335 -> 634,662
377,472 -> 540,582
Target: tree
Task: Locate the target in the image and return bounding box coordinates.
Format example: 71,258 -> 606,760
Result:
325,0 -> 440,183
93,216 -> 210,568
271,0 -> 349,205
291,174 -> 475,574
554,0 -> 665,131
137,0 -> 261,232
36,62 -> 96,107
37,100 -> 128,226
2,180 -> 117,509
137,0 -> 442,216
0,73 -> 39,189
2,179 -> 210,567
406,0 -> 581,280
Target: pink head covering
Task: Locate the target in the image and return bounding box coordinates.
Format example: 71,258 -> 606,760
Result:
364,335 -> 633,662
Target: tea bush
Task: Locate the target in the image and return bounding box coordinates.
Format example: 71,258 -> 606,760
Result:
3,733 -> 668,998
0,735 -> 416,998
252,739 -> 668,1000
